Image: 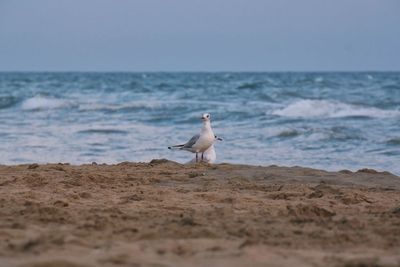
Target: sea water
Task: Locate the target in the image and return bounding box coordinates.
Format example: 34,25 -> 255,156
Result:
0,72 -> 399,174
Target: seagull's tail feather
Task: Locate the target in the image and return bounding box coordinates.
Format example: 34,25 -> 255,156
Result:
168,144 -> 184,150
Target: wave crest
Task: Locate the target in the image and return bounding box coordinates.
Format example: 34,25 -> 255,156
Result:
21,96 -> 72,111
272,99 -> 400,118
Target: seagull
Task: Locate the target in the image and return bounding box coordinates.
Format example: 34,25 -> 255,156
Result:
168,113 -> 216,162
187,135 -> 223,164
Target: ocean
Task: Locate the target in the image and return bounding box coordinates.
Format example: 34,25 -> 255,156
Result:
0,72 -> 399,174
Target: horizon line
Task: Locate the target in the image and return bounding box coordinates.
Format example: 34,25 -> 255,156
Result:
0,70 -> 400,73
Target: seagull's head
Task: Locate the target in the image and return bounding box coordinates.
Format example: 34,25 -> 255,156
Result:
201,113 -> 211,122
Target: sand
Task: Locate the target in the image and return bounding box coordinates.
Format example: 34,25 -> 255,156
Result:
1,160 -> 400,267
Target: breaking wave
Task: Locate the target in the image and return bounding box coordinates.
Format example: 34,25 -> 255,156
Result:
21,96 -> 73,111
272,99 -> 400,118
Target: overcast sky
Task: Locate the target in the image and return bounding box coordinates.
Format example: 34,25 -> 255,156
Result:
0,0 -> 399,71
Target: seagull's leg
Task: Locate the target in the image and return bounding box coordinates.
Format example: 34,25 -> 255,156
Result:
201,153 -> 204,161
196,153 -> 198,163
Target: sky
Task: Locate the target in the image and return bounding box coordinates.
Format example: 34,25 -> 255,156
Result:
0,0 -> 399,72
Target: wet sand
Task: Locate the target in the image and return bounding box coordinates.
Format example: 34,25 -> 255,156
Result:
1,160 -> 400,267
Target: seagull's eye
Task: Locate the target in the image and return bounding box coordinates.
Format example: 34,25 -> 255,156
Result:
207,115 -> 210,118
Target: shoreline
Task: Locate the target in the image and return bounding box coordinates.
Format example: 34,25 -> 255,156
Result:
2,160 -> 398,177
1,160 -> 400,266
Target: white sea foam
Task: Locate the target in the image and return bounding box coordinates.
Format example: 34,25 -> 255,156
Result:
272,99 -> 400,118
21,96 -> 71,111
314,77 -> 324,83
78,101 -> 165,112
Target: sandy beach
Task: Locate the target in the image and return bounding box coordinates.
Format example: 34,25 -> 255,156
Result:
1,160 -> 400,267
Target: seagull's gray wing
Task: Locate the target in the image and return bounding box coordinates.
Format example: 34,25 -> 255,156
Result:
183,134 -> 200,149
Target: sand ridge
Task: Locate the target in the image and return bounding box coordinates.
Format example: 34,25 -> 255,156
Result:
0,160 -> 400,267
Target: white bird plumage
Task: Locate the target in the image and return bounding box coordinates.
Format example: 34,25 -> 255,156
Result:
168,113 -> 216,162
187,135 -> 223,163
